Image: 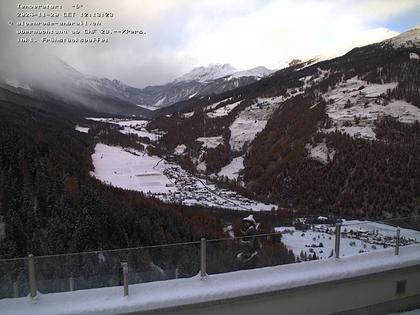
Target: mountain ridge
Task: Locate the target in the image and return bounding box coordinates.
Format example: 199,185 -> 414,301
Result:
147,27 -> 420,218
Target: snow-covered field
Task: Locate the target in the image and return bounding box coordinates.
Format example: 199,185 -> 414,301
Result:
409,52 -> 420,60
173,144 -> 187,155
91,143 -> 275,211
305,141 -> 335,164
229,96 -> 284,152
276,220 -> 420,260
86,118 -> 160,141
383,26 -> 420,48
75,125 -> 89,133
195,136 -> 224,149
5,79 -> 32,91
91,144 -> 175,194
322,77 -> 420,140
204,97 -> 234,111
299,68 -> 330,90
206,101 -> 242,118
217,156 -> 244,180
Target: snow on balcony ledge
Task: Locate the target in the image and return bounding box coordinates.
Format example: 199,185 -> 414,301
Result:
1,244 -> 420,315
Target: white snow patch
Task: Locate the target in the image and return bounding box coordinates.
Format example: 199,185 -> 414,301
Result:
75,126 -> 89,134
382,26 -> 420,48
137,104 -> 160,111
174,145 -> 187,155
85,117 -> 114,123
322,78 -> 420,140
175,64 -> 237,83
182,112 -> 195,118
362,82 -> 398,97
86,118 -> 159,141
196,161 -> 207,172
409,52 -> 420,60
205,98 -> 234,111
188,92 -> 198,99
111,120 -> 148,128
229,96 -> 287,152
154,96 -> 167,107
5,79 -> 32,91
230,66 -> 274,78
2,244 -> 420,315
120,128 -> 159,140
306,142 -> 335,164
207,101 -> 242,118
323,126 -> 377,141
218,156 -> 244,180
196,136 -> 224,149
299,68 -> 330,89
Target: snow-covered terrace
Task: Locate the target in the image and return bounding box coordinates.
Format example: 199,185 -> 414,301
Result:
1,244 -> 420,315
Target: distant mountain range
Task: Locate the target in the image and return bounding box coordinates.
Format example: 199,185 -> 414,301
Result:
0,60 -> 274,116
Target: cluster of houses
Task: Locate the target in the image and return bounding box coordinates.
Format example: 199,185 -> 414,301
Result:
340,227 -> 416,248
145,166 -> 264,210
293,217 -> 418,249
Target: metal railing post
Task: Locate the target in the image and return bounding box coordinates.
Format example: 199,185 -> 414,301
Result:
335,224 -> 341,259
69,273 -> 74,291
28,254 -> 37,298
13,281 -> 18,298
200,238 -> 207,279
122,262 -> 129,296
395,227 -> 400,256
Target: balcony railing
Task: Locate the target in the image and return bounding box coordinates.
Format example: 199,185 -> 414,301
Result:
0,216 -> 419,300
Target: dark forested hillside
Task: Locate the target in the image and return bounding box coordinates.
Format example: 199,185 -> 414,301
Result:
245,115 -> 420,217
242,46 -> 420,218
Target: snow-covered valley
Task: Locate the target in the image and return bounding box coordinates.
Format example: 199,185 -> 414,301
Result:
87,118 -> 275,211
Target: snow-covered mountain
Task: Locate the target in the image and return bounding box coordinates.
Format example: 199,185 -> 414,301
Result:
0,60 -> 275,112
382,25 -> 420,48
175,64 -> 237,83
230,66 -> 274,79
0,57 -> 150,116
174,64 -> 274,83
80,63 -> 275,109
134,64 -> 274,109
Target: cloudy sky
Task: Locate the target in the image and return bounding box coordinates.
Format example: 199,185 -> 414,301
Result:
0,0 -> 419,88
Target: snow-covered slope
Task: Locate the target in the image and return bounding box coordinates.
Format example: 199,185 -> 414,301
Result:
175,64 -> 237,83
321,77 -> 420,140
175,64 -> 274,83
230,66 -> 274,79
382,26 -> 420,48
229,95 -> 288,152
